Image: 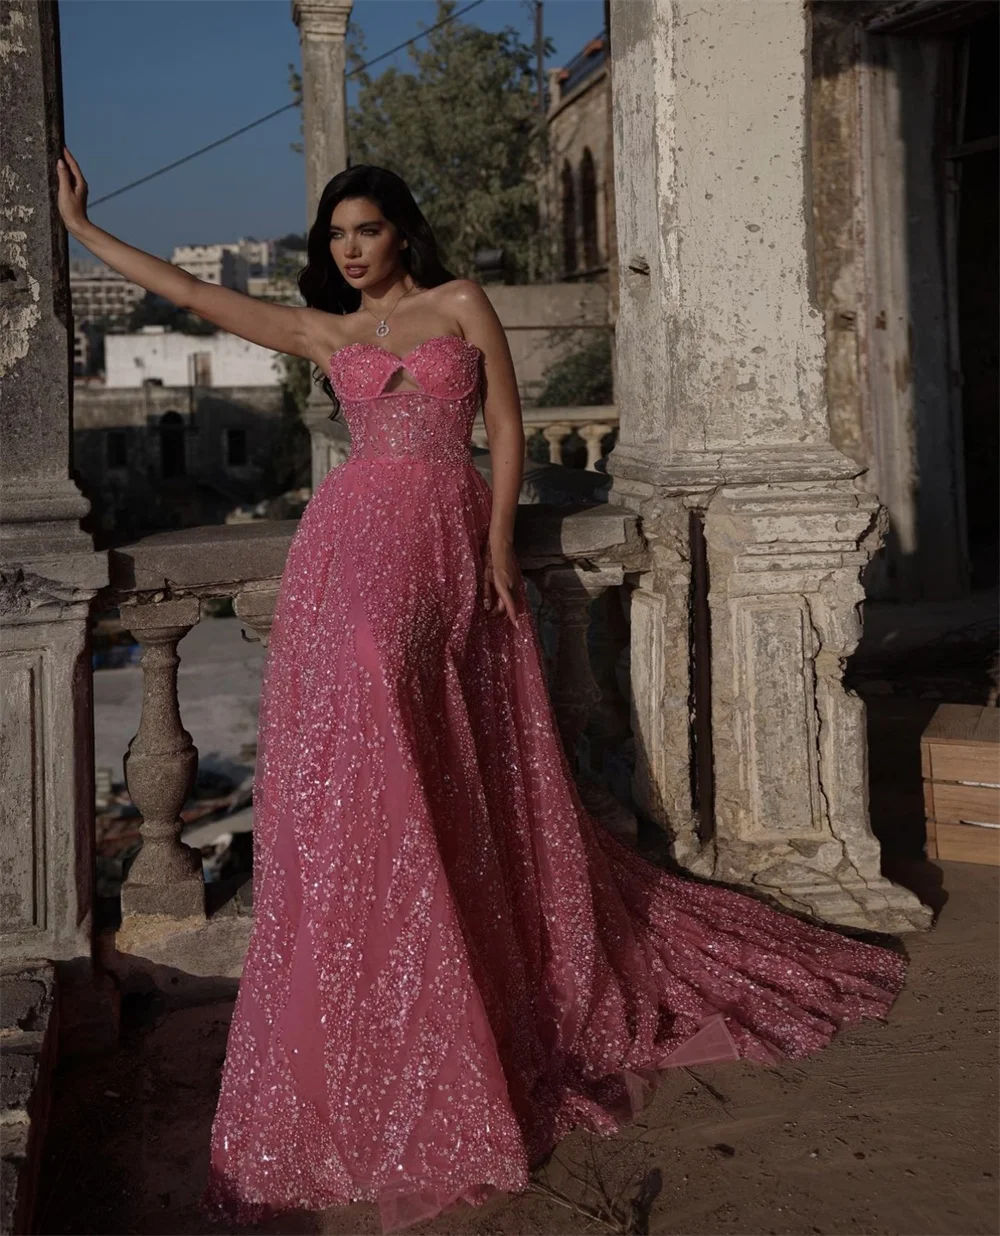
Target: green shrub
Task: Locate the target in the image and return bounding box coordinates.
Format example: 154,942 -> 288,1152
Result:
534,332 -> 613,408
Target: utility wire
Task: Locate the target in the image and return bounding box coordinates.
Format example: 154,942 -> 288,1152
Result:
89,0 -> 486,209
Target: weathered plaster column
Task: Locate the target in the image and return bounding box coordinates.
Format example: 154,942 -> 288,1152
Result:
291,0 -> 353,225
0,1 -> 110,968
291,0 -> 354,488
607,0 -> 929,930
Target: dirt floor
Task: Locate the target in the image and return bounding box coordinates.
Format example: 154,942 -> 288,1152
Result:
35,857 -> 998,1236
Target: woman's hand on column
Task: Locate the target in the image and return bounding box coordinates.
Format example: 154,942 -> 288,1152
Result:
56,147 -> 90,237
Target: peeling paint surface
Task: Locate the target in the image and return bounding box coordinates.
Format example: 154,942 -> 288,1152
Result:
0,195 -> 42,377
0,3 -> 27,64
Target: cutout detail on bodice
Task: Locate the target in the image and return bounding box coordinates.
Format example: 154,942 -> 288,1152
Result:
329,334 -> 482,403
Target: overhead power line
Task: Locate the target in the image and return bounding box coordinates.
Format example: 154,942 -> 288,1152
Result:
88,0 -> 486,209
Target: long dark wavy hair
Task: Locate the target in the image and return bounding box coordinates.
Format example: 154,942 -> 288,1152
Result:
297,165 -> 458,419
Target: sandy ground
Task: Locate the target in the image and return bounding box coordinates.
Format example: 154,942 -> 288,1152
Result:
36,859 -> 998,1236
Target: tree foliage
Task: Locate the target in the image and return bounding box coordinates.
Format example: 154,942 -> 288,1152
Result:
534,331 -> 613,407
291,1 -> 555,282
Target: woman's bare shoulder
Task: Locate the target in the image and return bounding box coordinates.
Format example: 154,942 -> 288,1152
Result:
437,278 -> 490,308
434,278 -> 496,335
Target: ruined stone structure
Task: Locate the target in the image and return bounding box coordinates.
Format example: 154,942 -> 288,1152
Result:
607,0 -> 935,931
7,2 -> 962,1217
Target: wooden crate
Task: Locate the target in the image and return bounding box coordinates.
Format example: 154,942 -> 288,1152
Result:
921,704 -> 1000,865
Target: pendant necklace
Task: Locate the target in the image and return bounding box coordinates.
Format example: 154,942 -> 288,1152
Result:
362,285 -> 415,339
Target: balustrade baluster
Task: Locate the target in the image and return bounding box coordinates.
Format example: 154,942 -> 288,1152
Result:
541,422 -> 573,467
117,598 -> 205,920
579,422 -> 611,471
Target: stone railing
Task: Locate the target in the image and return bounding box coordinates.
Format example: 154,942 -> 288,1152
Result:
473,404 -> 619,472
98,487 -> 647,979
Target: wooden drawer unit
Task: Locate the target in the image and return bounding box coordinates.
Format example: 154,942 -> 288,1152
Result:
921,704 -> 1000,866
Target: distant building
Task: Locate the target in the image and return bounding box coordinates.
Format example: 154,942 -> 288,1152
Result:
104,326 -> 281,389
542,32 -> 613,282
69,259 -> 146,323
171,243 -> 249,292
247,274 -> 304,304
73,323 -> 90,376
72,321 -> 102,377
235,237 -> 276,279
72,380 -> 289,541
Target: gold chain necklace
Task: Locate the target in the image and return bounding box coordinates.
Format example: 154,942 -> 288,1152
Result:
361,285 -> 415,339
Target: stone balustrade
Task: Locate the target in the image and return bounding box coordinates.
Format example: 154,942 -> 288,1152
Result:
100,494 -> 646,968
477,404 -> 619,472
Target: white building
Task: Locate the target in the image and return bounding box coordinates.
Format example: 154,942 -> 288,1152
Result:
69,260 -> 146,323
171,244 -> 249,293
236,237 -> 275,278
104,326 -> 281,389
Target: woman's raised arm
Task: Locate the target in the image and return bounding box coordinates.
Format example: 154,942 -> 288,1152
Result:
55,147 -> 332,364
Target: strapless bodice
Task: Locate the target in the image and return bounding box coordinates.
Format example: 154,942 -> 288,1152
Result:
328,334 -> 482,465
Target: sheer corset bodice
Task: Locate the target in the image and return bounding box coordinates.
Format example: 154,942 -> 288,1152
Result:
329,334 -> 482,466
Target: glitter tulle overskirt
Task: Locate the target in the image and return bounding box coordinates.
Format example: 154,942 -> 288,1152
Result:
201,335 -> 906,1233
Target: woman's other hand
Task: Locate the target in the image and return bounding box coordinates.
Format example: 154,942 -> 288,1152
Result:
56,147 -> 90,236
482,538 -> 520,629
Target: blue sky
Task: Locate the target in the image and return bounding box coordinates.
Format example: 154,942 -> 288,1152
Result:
60,0 -> 604,259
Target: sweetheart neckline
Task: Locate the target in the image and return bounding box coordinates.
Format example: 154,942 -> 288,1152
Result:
327,333 -> 482,372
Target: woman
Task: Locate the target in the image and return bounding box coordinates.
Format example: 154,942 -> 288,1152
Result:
57,149 -> 906,1234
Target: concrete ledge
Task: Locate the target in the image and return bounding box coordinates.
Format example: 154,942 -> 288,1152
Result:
98,914 -> 253,1002
103,487 -> 645,599
106,519 -> 298,596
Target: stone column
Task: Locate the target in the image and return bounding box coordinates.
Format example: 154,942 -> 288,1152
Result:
606,0 -> 929,931
0,1 -> 110,968
291,0 -> 355,487
291,0 -> 353,225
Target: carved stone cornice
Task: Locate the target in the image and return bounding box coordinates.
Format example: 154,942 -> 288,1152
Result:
607,441 -> 866,500
291,0 -> 352,39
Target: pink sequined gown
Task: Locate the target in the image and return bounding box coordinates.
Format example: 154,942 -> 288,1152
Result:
201,333 -> 906,1232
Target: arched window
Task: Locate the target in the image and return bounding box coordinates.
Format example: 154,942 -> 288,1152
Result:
159,411 -> 186,479
561,160 -> 577,275
580,147 -> 599,269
